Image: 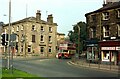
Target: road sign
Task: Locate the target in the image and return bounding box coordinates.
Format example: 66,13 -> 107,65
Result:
10,33 -> 16,41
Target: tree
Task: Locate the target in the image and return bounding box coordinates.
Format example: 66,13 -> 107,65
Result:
68,21 -> 87,54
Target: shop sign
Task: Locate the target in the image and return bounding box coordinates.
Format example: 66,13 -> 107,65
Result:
101,47 -> 115,50
116,47 -> 120,50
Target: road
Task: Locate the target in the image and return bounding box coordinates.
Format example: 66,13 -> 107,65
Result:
10,57 -> 119,78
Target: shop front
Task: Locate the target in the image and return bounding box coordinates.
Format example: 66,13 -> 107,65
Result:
86,39 -> 99,63
99,41 -> 120,65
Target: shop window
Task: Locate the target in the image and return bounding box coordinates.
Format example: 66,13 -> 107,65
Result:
103,26 -> 109,37
103,51 -> 109,61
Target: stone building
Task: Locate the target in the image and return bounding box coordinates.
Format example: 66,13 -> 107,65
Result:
2,10 -> 58,58
85,1 -> 120,65
57,33 -> 65,45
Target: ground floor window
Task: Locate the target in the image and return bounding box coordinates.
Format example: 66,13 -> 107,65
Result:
28,45 -> 31,53
20,46 -> 23,53
40,47 -> 44,54
49,46 -> 52,53
102,51 -> 109,62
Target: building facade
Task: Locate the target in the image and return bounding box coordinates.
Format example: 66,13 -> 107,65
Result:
2,10 -> 57,58
85,1 -> 120,65
57,33 -> 65,45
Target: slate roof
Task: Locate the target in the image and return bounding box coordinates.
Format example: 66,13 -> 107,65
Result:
3,16 -> 57,27
85,1 -> 120,16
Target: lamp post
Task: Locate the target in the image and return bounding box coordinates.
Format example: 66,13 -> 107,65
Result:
77,25 -> 80,58
8,0 -> 11,70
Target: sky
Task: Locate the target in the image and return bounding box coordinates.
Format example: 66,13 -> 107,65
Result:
0,0 -> 103,36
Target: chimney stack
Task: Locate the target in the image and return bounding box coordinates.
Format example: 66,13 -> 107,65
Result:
36,10 -> 41,22
47,14 -> 53,24
103,0 -> 107,6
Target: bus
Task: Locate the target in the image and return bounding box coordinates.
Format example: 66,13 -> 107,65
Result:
57,42 -> 76,59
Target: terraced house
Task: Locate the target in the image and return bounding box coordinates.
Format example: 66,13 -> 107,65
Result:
2,10 -> 58,58
85,0 -> 120,65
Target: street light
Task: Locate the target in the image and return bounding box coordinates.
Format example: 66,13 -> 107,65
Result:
8,0 -> 11,70
77,25 -> 80,58
72,24 -> 80,59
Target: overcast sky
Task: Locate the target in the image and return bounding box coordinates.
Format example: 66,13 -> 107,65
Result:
0,0 -> 103,36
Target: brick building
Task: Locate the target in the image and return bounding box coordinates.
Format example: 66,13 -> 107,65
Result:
85,1 -> 120,65
2,10 -> 58,58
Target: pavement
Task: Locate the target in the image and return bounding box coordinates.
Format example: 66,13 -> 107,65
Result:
68,58 -> 120,74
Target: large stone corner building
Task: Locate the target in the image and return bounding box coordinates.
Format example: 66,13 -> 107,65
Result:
85,0 -> 120,65
3,10 -> 58,58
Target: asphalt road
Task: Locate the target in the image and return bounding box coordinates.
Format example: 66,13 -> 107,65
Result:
10,57 -> 119,78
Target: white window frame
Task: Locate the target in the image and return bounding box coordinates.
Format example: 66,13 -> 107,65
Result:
41,26 -> 44,32
28,45 -> 31,53
102,12 -> 109,20
40,47 -> 44,54
32,25 -> 36,31
17,26 -> 19,32
49,27 -> 52,32
21,25 -> 24,31
40,35 -> 44,42
49,36 -> 52,43
90,28 -> 94,38
117,9 -> 120,18
49,46 -> 52,53
118,24 -> 120,36
103,26 -> 109,37
11,27 -> 14,33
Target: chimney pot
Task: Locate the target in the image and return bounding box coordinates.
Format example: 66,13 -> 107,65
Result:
36,10 -> 41,22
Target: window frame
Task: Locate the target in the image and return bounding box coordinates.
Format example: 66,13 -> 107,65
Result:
21,25 -> 24,31
103,26 -> 109,37
40,35 -> 44,42
12,26 -> 15,33
49,27 -> 52,32
17,26 -> 19,32
32,35 -> 36,43
41,26 -> 44,32
49,46 -> 52,53
102,12 -> 109,20
40,47 -> 44,53
49,36 -> 52,43
32,25 -> 36,31
118,24 -> 120,36
90,28 -> 94,38
117,9 -> 120,18
28,45 -> 31,53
